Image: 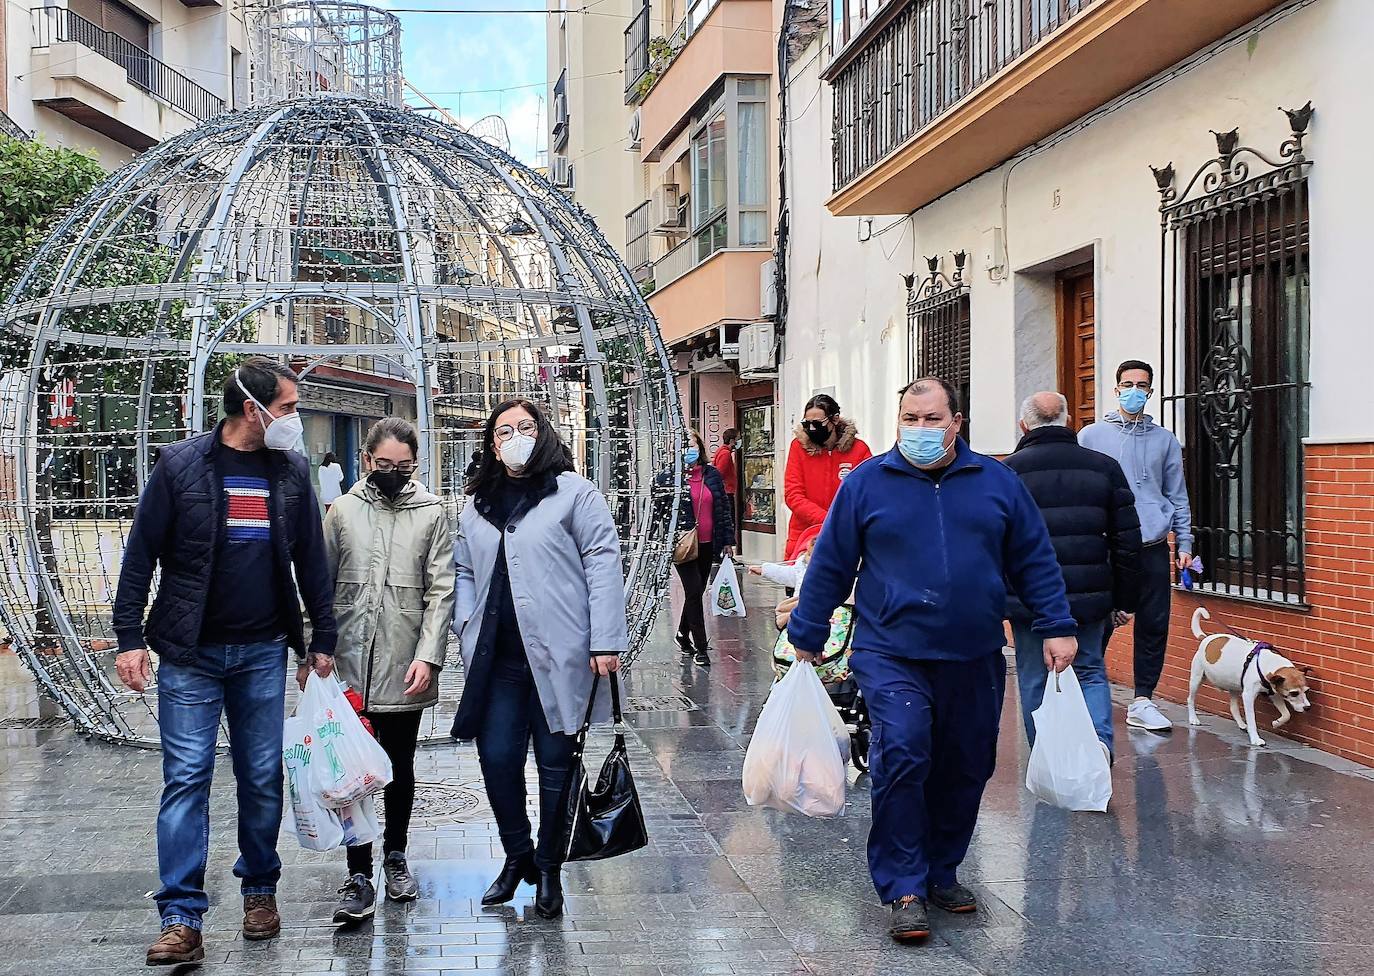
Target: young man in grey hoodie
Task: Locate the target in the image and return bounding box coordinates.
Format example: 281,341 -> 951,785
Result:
1079,360 -> 1193,732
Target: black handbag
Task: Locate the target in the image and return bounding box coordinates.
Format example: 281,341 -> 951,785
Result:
559,671 -> 649,863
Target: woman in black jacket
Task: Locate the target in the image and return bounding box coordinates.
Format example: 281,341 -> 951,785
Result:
670,430 -> 734,667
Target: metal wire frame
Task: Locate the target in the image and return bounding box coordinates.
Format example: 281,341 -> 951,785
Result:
1151,103 -> 1313,605
0,95 -> 684,746
249,0 -> 404,109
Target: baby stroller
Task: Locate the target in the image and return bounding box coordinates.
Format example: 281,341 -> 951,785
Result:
772,598 -> 872,772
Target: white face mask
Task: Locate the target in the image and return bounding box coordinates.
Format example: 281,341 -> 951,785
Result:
500,431 -> 537,471
235,370 -> 303,452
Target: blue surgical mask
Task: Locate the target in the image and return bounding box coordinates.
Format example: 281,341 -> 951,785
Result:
898,423 -> 953,467
684,448 -> 700,466
1118,387 -> 1149,415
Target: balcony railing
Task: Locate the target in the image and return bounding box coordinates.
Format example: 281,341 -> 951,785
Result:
624,2 -> 650,101
652,236 -> 696,291
31,6 -> 224,122
831,0 -> 1100,191
625,200 -> 652,276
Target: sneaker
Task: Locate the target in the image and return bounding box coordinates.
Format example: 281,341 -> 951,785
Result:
1126,698 -> 1173,732
242,894 -> 280,941
888,897 -> 930,943
676,633 -> 694,656
692,650 -> 711,668
383,851 -> 419,902
333,873 -> 377,925
146,924 -> 204,966
928,882 -> 977,914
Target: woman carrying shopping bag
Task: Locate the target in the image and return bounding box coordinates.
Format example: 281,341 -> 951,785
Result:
451,398 -> 627,920
666,430 -> 734,668
304,417 -> 456,924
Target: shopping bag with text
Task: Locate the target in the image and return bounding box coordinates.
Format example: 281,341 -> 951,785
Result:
300,672 -> 393,808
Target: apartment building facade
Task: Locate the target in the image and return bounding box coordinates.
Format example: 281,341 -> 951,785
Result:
4,0 -> 247,167
778,0 -> 1374,764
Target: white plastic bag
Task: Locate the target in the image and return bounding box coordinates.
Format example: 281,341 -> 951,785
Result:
1026,667 -> 1112,812
335,794 -> 382,847
300,673 -> 393,808
283,714 -> 344,851
743,662 -> 849,817
711,556 -> 747,618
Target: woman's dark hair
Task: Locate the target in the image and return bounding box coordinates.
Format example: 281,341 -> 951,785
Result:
322,451 -> 338,467
805,394 -> 840,418
687,429 -> 706,463
466,398 -> 574,496
365,417 -> 419,457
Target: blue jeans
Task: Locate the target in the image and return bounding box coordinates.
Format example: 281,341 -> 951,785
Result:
475,645 -> 577,872
1012,619 -> 1113,756
849,650 -> 1006,904
155,639 -> 288,930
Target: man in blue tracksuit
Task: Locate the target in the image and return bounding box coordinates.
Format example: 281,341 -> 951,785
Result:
789,377 -> 1077,945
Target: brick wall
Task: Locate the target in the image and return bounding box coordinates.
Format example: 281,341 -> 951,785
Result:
1106,443 -> 1374,765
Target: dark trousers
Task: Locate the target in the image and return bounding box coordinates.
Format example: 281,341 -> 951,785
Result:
1130,541 -> 1173,700
346,708 -> 424,876
674,544 -> 716,651
475,646 -> 577,871
849,649 -> 1006,904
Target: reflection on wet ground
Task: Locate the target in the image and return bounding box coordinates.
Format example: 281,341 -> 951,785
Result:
1,579 -> 1373,974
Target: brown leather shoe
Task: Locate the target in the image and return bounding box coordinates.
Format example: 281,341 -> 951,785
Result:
242,894 -> 281,941
146,924 -> 204,966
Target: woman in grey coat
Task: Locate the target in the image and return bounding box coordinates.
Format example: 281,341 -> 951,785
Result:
451,398 -> 627,919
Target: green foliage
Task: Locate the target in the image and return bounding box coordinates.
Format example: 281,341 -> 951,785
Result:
0,136 -> 105,294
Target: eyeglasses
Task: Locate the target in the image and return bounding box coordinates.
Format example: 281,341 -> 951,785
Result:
494,420 -> 538,442
372,460 -> 417,474
1117,380 -> 1152,391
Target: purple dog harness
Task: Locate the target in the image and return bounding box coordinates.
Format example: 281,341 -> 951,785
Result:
1241,642 -> 1277,696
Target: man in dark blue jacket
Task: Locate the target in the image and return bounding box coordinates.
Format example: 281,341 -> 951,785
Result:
112,358 -> 337,966
789,377 -> 1076,946
1005,392 -> 1141,760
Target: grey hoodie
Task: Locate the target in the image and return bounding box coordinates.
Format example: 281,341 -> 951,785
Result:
1078,411 -> 1193,553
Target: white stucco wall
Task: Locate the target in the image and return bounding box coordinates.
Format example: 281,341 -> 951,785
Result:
778,0 -> 1366,545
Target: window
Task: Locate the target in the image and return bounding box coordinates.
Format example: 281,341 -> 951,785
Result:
1157,112 -> 1313,604
907,278 -> 971,441
739,401 -> 775,531
692,112 -> 726,227
1181,181 -> 1309,602
737,85 -> 768,246
688,78 -> 771,263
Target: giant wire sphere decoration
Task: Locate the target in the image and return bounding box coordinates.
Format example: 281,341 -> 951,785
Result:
0,95 -> 683,747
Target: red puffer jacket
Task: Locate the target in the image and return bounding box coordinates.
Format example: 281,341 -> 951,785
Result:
783,417 -> 872,559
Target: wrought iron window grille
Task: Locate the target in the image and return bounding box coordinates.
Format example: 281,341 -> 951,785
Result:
904,250 -> 971,436
1151,103 -> 1313,605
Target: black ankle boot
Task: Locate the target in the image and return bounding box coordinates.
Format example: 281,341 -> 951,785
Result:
534,869 -> 564,919
482,853 -> 538,906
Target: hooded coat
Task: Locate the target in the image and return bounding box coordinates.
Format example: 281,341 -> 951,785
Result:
783,417 -> 872,559
1078,411 -> 1194,553
324,478 -> 456,711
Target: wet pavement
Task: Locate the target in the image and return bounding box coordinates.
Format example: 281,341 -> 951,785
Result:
2,578 -> 1374,974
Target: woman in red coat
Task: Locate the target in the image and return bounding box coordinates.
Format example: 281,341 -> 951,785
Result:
783,394 -> 872,561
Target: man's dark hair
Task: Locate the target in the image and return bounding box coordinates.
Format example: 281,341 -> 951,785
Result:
223,357 -> 298,416
1116,359 -> 1154,385
805,394 -> 841,418
466,398 -> 574,497
723,427 -> 739,444
899,376 -> 960,415
322,451 -> 338,467
365,417 -> 419,457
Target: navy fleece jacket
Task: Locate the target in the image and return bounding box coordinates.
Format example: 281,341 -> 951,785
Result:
788,441 -> 1076,660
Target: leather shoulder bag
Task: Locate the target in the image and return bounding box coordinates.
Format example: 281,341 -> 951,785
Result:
559,671 -> 649,863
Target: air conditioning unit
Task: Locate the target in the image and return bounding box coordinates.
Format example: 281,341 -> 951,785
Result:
654,183 -> 681,228
553,93 -> 568,128
627,108 -> 642,151
739,321 -> 776,377
551,155 -> 572,188
759,258 -> 777,318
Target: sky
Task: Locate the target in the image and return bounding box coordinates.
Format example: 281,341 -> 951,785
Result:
392,4 -> 549,166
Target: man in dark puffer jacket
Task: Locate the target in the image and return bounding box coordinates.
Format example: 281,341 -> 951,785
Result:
112,358 -> 337,966
1005,392 -> 1142,760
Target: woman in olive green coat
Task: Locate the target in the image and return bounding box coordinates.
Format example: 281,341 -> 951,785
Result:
309,417 -> 455,924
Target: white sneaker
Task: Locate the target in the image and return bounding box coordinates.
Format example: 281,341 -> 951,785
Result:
1126,698 -> 1173,731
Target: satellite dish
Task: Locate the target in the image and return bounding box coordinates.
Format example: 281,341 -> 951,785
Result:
466,114 -> 511,153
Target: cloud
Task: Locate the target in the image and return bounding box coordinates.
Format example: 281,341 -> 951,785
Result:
396,10 -> 548,165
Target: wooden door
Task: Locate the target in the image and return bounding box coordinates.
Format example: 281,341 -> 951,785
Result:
1057,265 -> 1096,430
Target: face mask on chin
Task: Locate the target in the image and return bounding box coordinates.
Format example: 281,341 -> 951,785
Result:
368,468 -> 409,499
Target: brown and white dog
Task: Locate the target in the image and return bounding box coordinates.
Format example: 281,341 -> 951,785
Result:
1187,608 -> 1313,747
